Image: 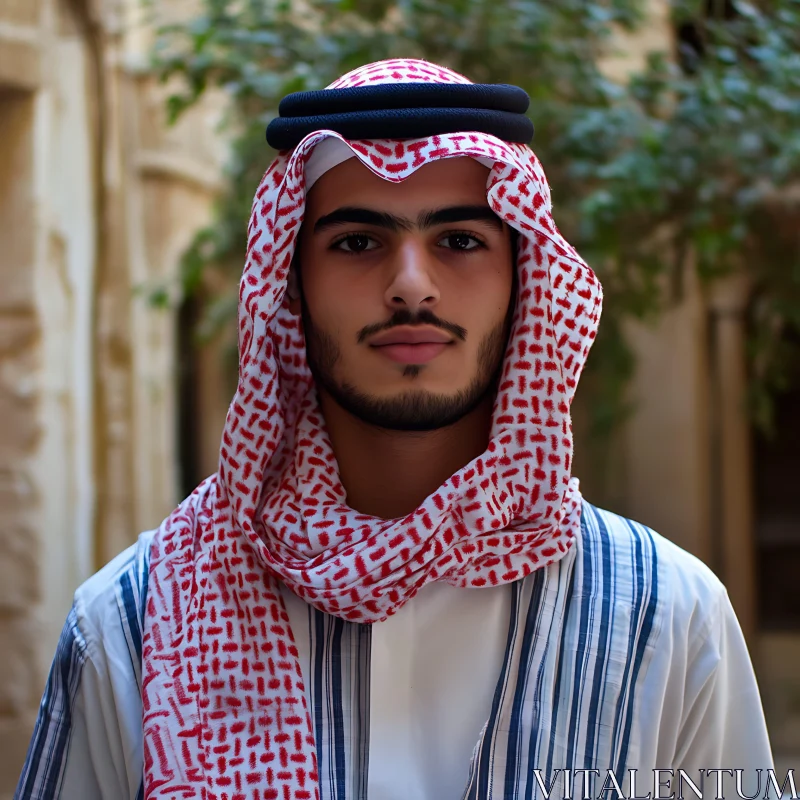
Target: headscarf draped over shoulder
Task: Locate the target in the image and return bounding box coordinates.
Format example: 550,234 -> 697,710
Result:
142,58 -> 602,799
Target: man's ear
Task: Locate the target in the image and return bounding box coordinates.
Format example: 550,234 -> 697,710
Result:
286,265 -> 301,316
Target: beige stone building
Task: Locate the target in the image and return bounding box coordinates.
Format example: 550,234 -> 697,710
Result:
0,0 -> 226,791
0,0 -> 796,794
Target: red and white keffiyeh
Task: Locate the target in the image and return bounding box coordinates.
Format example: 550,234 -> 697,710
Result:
142,59 -> 602,799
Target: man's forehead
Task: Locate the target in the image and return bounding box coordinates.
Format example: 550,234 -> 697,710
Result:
305,155 -> 491,217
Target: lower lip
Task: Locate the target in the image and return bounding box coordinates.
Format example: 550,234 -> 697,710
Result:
372,342 -> 450,364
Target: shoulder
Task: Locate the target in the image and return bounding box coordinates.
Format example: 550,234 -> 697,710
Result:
579,502 -> 728,641
15,533 -> 155,799
71,530 -> 155,678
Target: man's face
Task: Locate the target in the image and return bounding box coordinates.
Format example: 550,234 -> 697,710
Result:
291,155 -> 515,432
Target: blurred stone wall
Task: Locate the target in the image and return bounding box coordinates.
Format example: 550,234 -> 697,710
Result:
0,0 -> 226,792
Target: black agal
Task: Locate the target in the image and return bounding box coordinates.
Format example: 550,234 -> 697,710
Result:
266,82 -> 534,150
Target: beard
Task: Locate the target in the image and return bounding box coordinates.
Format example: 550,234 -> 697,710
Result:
300,298 -> 513,433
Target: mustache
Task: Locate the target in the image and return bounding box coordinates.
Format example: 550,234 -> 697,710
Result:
356,309 -> 468,344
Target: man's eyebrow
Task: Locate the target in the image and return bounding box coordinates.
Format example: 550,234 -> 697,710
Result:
312,205 -> 505,234
418,205 -> 505,232
313,207 -> 412,233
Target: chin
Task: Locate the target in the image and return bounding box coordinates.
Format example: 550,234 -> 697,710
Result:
367,369 -> 459,391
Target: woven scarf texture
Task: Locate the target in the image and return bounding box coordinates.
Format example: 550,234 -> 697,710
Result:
142,58 -> 603,799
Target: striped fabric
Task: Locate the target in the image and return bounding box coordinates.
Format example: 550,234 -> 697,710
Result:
462,504 -> 659,799
15,609 -> 87,799
309,609 -> 372,800
115,549 -> 148,800
16,504 -> 664,799
15,538 -> 151,800
115,544 -> 149,692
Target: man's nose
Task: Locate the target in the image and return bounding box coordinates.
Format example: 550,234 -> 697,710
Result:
383,240 -> 440,312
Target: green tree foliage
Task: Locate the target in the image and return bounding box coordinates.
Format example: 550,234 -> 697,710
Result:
151,0 -> 800,450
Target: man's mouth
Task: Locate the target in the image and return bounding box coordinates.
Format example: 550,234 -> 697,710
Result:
368,325 -> 454,364
371,342 -> 451,364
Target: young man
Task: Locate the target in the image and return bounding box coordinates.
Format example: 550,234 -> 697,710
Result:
17,59 -> 774,800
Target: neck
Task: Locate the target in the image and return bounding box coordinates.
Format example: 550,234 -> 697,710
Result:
318,389 -> 494,520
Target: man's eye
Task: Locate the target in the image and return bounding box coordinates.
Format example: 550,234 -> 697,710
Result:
332,234 -> 378,253
439,233 -> 483,251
